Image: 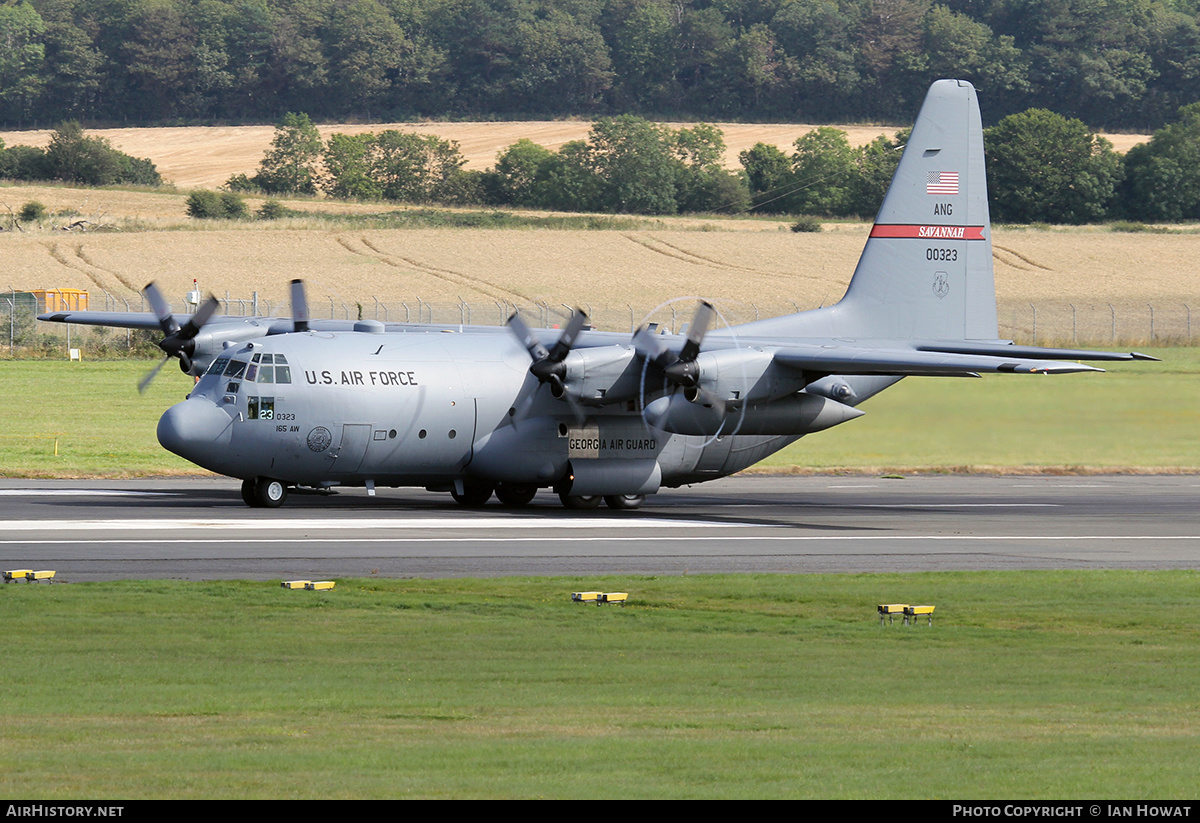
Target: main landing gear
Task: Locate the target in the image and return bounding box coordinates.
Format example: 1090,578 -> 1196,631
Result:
242,477 -> 287,508
557,492 -> 646,510
448,483 -> 645,510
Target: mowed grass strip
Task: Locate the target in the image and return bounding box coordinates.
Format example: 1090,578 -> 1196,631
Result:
0,572 -> 1197,798
2,348 -> 1196,477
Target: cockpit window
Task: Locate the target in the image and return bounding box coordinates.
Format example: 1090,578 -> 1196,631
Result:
225,360 -> 247,379
207,357 -> 230,376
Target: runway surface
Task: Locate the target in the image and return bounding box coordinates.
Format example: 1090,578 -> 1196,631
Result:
1,475 -> 1197,581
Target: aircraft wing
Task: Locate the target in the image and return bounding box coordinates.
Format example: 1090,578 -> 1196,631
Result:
38,310 -> 177,330
772,344 -> 1106,377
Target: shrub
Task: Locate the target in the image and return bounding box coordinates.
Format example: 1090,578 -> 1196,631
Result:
187,190 -> 247,219
257,199 -> 290,220
791,215 -> 823,232
18,201 -> 47,222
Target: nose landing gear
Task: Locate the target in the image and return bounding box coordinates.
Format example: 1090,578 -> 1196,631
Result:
241,477 -> 288,508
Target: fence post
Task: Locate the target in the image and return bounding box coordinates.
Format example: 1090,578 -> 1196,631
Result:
1148,303 -> 1155,342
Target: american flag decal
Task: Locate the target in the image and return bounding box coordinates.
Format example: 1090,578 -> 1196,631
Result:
927,171 -> 959,195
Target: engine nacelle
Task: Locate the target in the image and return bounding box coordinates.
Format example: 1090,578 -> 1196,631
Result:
689,348 -> 810,405
644,392 -> 864,436
559,345 -> 640,405
187,322 -> 279,376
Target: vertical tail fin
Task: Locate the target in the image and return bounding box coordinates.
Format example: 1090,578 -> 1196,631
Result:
733,79 -> 998,342
842,78 -> 997,340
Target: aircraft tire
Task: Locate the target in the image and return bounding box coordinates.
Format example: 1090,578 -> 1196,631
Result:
559,492 -> 602,509
240,478 -> 257,507
254,477 -> 288,508
495,483 -> 538,507
452,481 -> 494,507
604,494 -> 645,510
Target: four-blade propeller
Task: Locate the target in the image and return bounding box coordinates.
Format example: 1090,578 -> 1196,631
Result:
633,301 -> 725,414
507,308 -> 591,422
138,281 -> 220,393
508,308 -> 588,399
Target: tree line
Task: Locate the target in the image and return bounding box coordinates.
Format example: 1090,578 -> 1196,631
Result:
222,105 -> 1200,223
3,0 -> 1200,131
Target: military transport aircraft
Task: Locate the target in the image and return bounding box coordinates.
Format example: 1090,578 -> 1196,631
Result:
39,80 -> 1154,509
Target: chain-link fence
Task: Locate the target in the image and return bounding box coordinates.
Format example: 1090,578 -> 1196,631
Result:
4,291 -> 1194,358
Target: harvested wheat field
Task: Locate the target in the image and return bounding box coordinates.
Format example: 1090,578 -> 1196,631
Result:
2,180 -> 1197,343
0,121 -> 1151,190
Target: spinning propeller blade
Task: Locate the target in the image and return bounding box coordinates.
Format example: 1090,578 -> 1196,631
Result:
138,281 -> 221,392
507,309 -> 589,422
634,301 -> 726,418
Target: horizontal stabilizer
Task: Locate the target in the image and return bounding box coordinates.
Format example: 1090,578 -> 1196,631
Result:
773,345 -> 1105,377
918,342 -> 1160,362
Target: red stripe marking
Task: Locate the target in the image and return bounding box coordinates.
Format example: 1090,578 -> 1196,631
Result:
869,224 -> 986,240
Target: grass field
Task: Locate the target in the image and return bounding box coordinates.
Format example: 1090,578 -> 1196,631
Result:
2,349 -> 1196,478
2,572 -> 1197,799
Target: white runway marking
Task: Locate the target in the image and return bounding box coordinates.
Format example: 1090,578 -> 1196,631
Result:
0,517 -> 740,532
4,535 -> 1199,546
849,503 -> 1060,508
0,490 -> 179,497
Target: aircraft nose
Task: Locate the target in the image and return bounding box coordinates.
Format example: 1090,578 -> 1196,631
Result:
157,398 -> 232,465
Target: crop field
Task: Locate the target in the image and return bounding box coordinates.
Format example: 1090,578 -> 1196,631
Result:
2,185 -> 1198,343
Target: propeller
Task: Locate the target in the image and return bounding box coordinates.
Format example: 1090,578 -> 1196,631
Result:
507,308 -> 589,421
138,281 -> 220,393
633,301 -> 726,415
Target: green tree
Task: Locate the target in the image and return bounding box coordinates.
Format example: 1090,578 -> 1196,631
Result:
0,0 -> 46,125
673,123 -> 749,213
848,129 -> 906,218
42,120 -> 161,186
532,139 -> 602,211
984,108 -> 1122,224
321,132 -> 381,200
325,0 -> 416,117
787,126 -> 858,215
368,130 -> 466,203
37,14 -> 104,122
119,1 -> 199,120
487,138 -> 559,206
1119,102 -> 1200,221
920,5 -> 1027,107
252,112 -> 322,194
584,115 -> 680,214
740,142 -> 793,212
